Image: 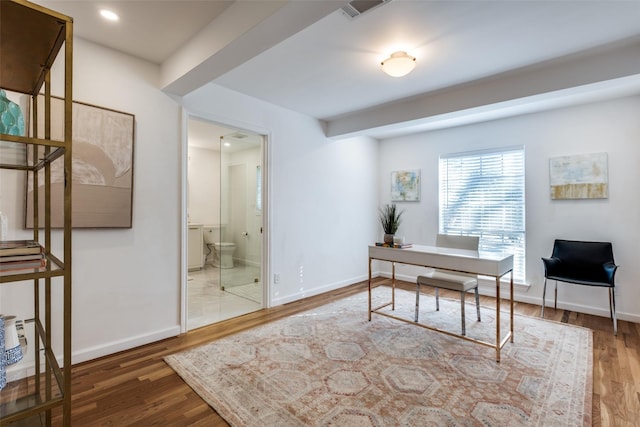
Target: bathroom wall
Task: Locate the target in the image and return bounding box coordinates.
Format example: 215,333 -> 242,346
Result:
188,136 -> 261,267
187,145 -> 221,226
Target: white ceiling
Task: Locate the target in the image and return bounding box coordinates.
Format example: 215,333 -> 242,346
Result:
37,0 -> 234,64
33,0 -> 640,139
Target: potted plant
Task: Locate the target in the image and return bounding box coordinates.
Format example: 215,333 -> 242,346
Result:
379,204 -> 404,244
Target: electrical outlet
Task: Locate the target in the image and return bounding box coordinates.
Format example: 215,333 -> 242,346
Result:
274,273 -> 280,284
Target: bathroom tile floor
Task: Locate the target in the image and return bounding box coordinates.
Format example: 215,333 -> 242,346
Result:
187,264 -> 263,330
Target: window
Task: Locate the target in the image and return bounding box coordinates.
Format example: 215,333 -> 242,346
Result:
439,146 -> 525,283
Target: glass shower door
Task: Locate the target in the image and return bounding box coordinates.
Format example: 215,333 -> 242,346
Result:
219,133 -> 263,305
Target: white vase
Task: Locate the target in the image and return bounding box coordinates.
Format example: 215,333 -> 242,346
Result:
0,315 -> 5,390
0,210 -> 7,240
4,315 -> 23,366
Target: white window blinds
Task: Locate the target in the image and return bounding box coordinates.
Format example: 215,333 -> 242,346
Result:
439,146 -> 525,283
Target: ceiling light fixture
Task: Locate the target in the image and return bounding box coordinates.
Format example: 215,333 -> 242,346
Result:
100,9 -> 119,21
381,51 -> 416,77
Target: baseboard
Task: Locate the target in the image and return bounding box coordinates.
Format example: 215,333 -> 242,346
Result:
271,273 -> 369,306
4,326 -> 181,383
73,325 -> 181,365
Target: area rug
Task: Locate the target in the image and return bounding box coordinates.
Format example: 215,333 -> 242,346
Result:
165,288 -> 592,426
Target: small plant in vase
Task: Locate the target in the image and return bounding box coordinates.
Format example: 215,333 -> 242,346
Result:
379,204 -> 404,245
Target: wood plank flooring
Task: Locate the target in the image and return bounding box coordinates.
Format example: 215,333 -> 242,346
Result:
40,279 -> 640,426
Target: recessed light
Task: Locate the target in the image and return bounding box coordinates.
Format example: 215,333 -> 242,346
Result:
224,142 -> 231,147
100,9 -> 119,21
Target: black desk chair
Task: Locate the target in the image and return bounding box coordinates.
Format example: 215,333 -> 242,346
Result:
541,239 -> 618,335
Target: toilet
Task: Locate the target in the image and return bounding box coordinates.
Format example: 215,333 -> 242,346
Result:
203,225 -> 236,269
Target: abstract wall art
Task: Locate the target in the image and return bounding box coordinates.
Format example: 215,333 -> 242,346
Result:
26,96 -> 135,228
391,169 -> 420,202
549,152 -> 608,200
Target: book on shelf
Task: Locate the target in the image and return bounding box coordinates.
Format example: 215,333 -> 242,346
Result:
0,253 -> 46,263
375,242 -> 413,249
0,257 -> 47,272
0,240 -> 44,256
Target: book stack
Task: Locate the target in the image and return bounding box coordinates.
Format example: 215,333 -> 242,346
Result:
375,242 -> 413,249
0,240 -> 46,272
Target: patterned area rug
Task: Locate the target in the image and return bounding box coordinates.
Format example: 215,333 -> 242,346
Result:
165,288 -> 592,426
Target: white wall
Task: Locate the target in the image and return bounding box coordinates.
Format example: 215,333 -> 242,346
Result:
1,38 -> 182,365
377,96 -> 640,323
188,145 -> 220,225
183,84 -> 379,305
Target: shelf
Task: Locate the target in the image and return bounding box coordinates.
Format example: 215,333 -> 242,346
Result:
0,1 -> 73,425
0,0 -> 69,96
0,257 -> 65,283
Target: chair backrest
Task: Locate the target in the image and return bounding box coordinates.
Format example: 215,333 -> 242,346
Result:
436,234 -> 479,251
551,239 -> 614,265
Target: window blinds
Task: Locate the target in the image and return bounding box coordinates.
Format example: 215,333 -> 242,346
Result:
439,146 -> 525,282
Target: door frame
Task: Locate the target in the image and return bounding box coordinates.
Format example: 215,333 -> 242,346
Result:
180,109 -> 270,333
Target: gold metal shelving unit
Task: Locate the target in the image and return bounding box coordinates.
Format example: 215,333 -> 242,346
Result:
0,0 -> 72,425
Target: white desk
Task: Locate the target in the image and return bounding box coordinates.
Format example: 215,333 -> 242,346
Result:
368,244 -> 514,362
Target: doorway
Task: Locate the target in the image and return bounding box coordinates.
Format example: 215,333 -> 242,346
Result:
185,117 -> 266,330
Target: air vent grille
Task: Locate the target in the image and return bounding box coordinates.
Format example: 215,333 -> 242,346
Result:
341,0 -> 391,19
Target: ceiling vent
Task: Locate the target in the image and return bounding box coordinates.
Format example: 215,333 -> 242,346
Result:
341,0 -> 392,19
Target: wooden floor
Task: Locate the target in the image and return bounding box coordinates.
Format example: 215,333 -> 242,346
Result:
41,279 -> 640,426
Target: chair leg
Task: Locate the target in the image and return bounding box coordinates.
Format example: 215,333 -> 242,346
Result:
609,287 -> 617,336
475,287 -> 481,321
554,280 -> 558,310
541,277 -> 547,317
415,283 -> 420,322
460,291 -> 466,336
435,288 -> 440,311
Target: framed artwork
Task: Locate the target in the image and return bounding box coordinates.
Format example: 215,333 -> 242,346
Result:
391,169 -> 420,202
549,152 -> 608,200
26,96 -> 135,228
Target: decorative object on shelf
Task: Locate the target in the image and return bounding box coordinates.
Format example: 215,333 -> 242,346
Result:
391,169 -> 420,201
3,315 -> 23,365
26,96 -> 135,228
379,203 -> 404,244
549,152 -> 608,199
0,88 -> 25,136
0,89 -> 28,165
0,315 -> 5,391
0,209 -> 7,240
375,242 -> 412,249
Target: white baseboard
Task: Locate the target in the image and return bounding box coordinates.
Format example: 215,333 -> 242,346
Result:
73,325 -> 181,365
271,273 -> 369,306
4,326 -> 181,383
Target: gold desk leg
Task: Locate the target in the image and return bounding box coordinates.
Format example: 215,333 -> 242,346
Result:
510,270 -> 514,343
368,257 -> 372,321
391,262 -> 396,310
496,276 -> 501,362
